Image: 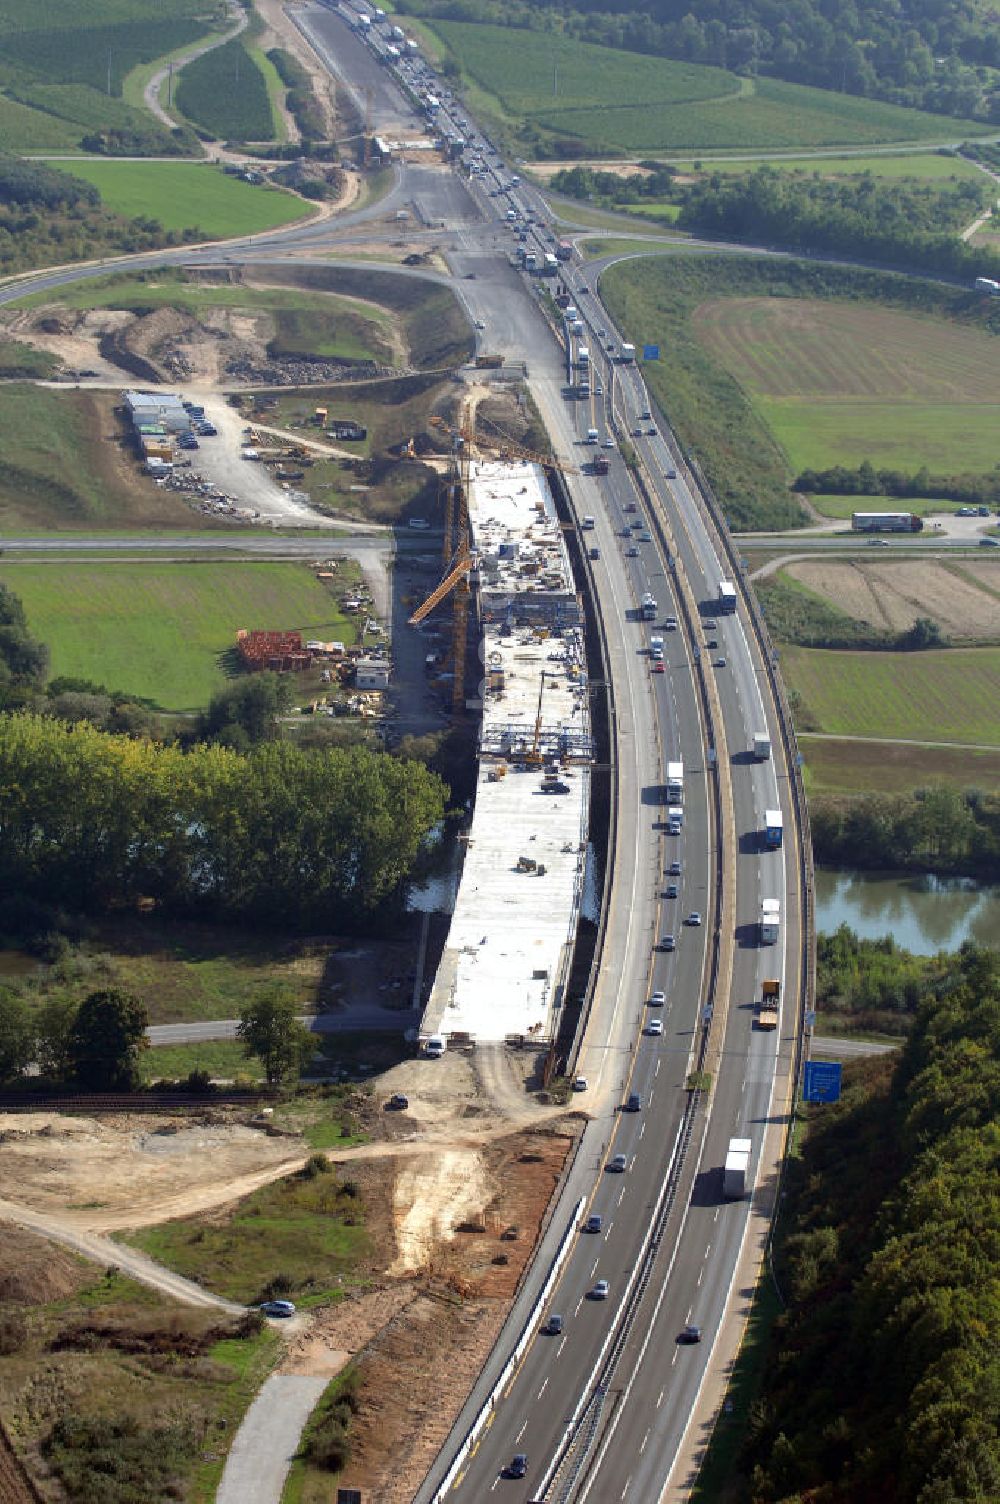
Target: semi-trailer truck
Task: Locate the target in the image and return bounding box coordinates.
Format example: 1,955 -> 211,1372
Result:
641,593 -> 657,620
665,760 -> 683,800
757,979 -> 779,1030
752,732 -> 771,761
764,809 -> 783,849
723,1138 -> 751,1198
760,899 -> 780,944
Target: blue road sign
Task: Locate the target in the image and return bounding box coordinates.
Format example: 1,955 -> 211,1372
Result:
803,1060 -> 842,1103
643,344 -> 660,361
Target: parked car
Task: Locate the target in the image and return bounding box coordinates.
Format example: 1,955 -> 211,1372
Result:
572,1075 -> 589,1092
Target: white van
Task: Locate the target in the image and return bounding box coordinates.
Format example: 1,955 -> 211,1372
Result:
425,1036 -> 446,1058
586,428 -> 599,444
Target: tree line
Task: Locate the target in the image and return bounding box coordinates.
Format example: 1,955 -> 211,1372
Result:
551,163 -> 1000,283
796,460 -> 1000,507
811,786 -> 1000,878
816,924 -> 953,1034
745,944 -> 1000,1502
402,0 -> 1000,122
0,713 -> 446,932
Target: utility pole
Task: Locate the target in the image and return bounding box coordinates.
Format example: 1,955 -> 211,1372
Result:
107,48 -> 112,96
553,62 -> 558,97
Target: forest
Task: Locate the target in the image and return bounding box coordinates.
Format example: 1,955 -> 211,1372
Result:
795,461 -> 1000,506
401,0 -> 1000,122
747,944 -> 1000,1503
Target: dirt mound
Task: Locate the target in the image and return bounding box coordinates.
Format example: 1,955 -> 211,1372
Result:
0,1223 -> 84,1305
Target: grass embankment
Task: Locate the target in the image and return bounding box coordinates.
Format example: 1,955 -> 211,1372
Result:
0,1226 -> 279,1503
0,561 -> 357,711
783,644 -> 1000,745
123,1154 -> 371,1307
598,255 -> 1000,531
47,160 -> 307,238
805,493 -> 964,520
429,21 -> 989,154
143,1040 -> 265,1083
801,737 -> 1000,794
671,150 -> 985,180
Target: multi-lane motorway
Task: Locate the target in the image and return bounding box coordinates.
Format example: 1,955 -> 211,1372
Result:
0,13 -> 807,1497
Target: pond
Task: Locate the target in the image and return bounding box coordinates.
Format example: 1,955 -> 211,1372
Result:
814,868 -> 1000,955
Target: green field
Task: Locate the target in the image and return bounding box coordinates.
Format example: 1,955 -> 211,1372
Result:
434,22 -> 988,153
47,160 -> 308,237
0,0 -> 211,153
175,34 -> 275,141
0,562 -> 356,711
673,151 -> 984,180
143,1040 -> 265,1083
800,735 -> 1000,794
805,494 -> 965,520
694,297 -> 1000,473
782,645 -> 1000,744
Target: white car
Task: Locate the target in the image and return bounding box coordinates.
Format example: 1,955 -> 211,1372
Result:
686,911 -> 702,927
649,990 -> 666,1007
645,1018 -> 663,1036
590,1279 -> 610,1300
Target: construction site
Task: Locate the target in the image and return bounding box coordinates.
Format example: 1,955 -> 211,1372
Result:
416,444 -> 593,1048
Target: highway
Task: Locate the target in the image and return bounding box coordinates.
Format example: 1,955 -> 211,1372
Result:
0,13 -> 807,1497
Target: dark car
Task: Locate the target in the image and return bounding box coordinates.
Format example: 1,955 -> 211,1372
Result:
387,1093 -> 409,1110
664,882 -> 678,899
624,1091 -> 642,1112
507,1454 -> 528,1479
584,1213 -> 603,1233
680,1323 -> 702,1344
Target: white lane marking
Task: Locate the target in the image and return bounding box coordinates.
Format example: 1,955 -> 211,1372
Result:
618,1187 -> 626,1204
538,1377 -> 549,1399
557,1337 -> 567,1358
591,1259 -> 599,1277
655,1059 -> 661,1076
575,1298 -> 583,1316
657,1389 -> 665,1409
620,1479 -> 631,1499
639,1122 -> 646,1140
697,1267 -> 704,1286
640,1430 -> 650,1454
606,1220 -> 614,1236
515,1420 -> 527,1443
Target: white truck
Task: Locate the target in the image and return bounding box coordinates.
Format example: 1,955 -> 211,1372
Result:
752,731 -> 771,761
649,635 -> 664,660
577,344 -> 590,369
665,760 -> 683,800
619,342 -> 636,362
975,276 -> 1000,295
723,1138 -> 752,1199
667,805 -> 683,834
760,898 -> 780,944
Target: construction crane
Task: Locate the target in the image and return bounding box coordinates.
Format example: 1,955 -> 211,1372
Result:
409,544 -> 473,626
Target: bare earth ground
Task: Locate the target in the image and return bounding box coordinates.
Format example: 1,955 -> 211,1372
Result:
0,1058 -> 581,1503
784,558 -> 1000,640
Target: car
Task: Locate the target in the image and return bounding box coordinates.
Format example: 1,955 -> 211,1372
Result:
590,1279 -> 610,1300
507,1454 -> 528,1479
196,423 -> 217,436
545,1313 -> 564,1335
715,656 -> 727,668
595,383 -> 603,396
475,319 -> 485,330
686,911 -> 702,927
680,1324 -> 702,1344
624,1091 -> 641,1112
646,1018 -> 663,1036
633,425 -> 644,437
260,1299 -> 296,1317
705,638 -> 718,649
652,661 -> 665,674
638,530 -> 651,542
572,1075 -> 589,1092
867,537 -> 889,547
584,1213 -> 604,1233
664,882 -> 678,898
693,647 -> 701,662
640,409 -> 651,420
703,619 -> 717,631
387,1093 -> 409,1110
624,501 -> 637,513
660,934 -> 676,951
979,536 -> 999,547
627,545 -> 639,557
598,327 -> 606,337
668,860 -> 682,875
649,989 -> 666,1006
607,1153 -> 627,1173
602,438 -> 614,449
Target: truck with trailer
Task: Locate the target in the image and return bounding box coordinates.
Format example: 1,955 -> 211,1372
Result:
592,452 -> 610,475
640,593 -> 657,620
752,732 -> 771,761
756,979 -> 780,1030
723,1138 -> 751,1198
764,809 -> 783,849
542,252 -> 559,276
760,899 -> 780,944
717,580 -> 737,614
665,760 -> 683,800
851,511 -> 924,533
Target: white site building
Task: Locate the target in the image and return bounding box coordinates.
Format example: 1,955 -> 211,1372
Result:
420,459 -> 592,1046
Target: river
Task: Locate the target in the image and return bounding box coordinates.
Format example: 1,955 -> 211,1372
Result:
814,869 -> 1000,955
